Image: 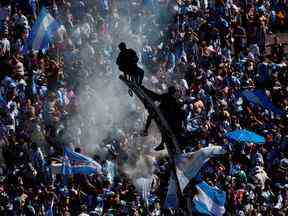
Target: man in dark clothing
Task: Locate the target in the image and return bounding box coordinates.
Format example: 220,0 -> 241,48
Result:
141,86 -> 184,151
116,42 -> 144,85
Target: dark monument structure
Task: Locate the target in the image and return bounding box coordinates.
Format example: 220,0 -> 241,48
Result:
119,75 -> 189,214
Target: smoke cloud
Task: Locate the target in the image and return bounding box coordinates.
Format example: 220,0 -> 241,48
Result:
65,0 -> 174,180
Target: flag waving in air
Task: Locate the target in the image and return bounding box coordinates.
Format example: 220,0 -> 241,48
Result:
193,181 -> 226,216
175,146 -> 226,192
62,148 -> 102,175
25,7 -> 60,52
164,172 -> 179,209
51,148 -> 102,175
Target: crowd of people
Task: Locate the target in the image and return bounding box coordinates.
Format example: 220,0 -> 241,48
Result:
0,0 -> 287,215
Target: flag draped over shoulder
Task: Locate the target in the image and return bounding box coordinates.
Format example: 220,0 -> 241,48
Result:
164,172 -> 179,209
175,146 -> 226,192
25,7 -> 60,52
51,148 -> 102,175
193,181 -> 226,216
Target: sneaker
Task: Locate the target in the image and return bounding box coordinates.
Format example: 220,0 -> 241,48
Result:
154,143 -> 165,151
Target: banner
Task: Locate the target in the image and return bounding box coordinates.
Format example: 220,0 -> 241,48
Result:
175,146 -> 226,192
164,172 -> 179,209
193,181 -> 226,216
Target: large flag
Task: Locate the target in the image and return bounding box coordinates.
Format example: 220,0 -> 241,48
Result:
64,147 -> 101,167
164,172 -> 179,209
51,148 -> 102,175
25,7 -> 60,52
193,181 -> 226,216
175,146 -> 226,192
63,148 -> 102,175
242,90 -> 283,115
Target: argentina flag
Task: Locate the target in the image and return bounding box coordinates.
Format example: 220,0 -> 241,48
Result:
175,146 -> 226,192
164,172 -> 179,209
193,181 -> 226,216
62,147 -> 102,175
51,148 -> 102,175
25,7 -> 60,52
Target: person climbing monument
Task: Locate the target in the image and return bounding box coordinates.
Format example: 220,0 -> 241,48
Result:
141,86 -> 184,151
116,42 -> 144,85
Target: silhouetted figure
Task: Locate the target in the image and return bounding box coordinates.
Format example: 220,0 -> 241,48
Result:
141,86 -> 184,151
116,42 -> 144,85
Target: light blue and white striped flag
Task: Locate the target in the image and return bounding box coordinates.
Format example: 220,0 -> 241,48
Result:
51,148 -> 102,175
193,181 -> 226,216
175,146 -> 226,192
25,7 -> 60,52
164,172 -> 179,209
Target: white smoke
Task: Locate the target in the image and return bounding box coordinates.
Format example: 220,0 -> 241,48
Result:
65,0 -> 174,180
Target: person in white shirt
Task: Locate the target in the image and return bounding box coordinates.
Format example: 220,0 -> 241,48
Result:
0,32 -> 10,57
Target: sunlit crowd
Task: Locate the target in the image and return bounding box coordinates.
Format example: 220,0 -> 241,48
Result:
0,0 -> 287,215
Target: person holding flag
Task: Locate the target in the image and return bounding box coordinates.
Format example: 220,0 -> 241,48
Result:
25,7 -> 61,53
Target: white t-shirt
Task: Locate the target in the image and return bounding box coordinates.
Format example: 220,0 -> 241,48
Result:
0,37 -> 10,56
